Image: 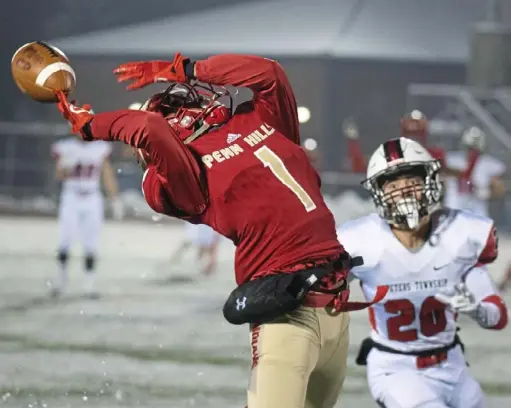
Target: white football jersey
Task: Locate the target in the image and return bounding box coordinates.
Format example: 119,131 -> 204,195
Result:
52,138 -> 112,194
338,209 -> 494,353
444,151 -> 506,217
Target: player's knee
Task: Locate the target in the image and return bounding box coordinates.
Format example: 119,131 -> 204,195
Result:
84,254 -> 95,272
57,250 -> 68,264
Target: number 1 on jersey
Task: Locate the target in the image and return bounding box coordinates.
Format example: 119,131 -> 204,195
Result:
254,146 -> 316,212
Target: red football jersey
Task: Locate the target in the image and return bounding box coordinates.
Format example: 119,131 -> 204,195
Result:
90,55 -> 345,285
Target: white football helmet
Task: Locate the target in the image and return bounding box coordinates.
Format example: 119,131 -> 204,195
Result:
461,126 -> 486,151
362,137 -> 443,229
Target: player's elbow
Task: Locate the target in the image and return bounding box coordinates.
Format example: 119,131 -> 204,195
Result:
269,60 -> 288,84
242,54 -> 281,72
490,310 -> 508,331
251,57 -> 287,88
493,306 -> 508,330
263,57 -> 283,74
483,294 -> 508,330
141,166 -> 166,215
499,311 -> 508,330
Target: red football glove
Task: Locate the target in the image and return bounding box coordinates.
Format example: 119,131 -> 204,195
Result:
56,91 -> 94,137
113,53 -> 188,91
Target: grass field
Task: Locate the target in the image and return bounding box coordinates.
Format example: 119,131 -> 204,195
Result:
1,217 -> 510,408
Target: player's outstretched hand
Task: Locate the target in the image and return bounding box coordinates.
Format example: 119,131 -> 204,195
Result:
435,283 -> 479,316
113,53 -> 188,91
55,91 -> 94,136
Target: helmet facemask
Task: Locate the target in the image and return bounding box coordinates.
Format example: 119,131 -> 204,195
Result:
363,161 -> 442,230
142,82 -> 234,143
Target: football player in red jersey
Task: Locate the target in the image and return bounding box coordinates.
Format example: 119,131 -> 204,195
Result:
54,53 -> 386,408
345,111 -> 460,174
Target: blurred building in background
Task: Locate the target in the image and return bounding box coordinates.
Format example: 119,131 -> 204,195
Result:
1,0 -> 511,229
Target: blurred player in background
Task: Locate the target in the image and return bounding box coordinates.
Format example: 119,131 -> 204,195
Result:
302,138 -> 321,170
343,117 -> 366,173
444,126 -> 506,217
50,137 -> 123,298
338,137 -> 507,408
169,222 -> 220,276
54,52 -> 386,408
399,110 -> 446,164
345,110 -> 449,173
443,126 -> 510,292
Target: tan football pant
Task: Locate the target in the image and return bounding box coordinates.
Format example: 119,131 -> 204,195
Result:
247,305 -> 350,408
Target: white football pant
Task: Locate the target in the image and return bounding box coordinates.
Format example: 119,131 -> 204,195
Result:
367,346 -> 485,408
58,191 -> 104,254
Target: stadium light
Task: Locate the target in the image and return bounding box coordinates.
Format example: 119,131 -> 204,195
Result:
303,138 -> 318,151
297,106 -> 311,123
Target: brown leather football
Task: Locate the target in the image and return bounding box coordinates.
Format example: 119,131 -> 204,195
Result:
11,41 -> 76,103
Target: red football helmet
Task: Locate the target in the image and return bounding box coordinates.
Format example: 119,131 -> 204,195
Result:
400,110 -> 428,144
141,82 -> 234,144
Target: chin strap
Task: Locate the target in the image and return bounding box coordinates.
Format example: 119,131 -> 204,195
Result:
183,122 -> 212,145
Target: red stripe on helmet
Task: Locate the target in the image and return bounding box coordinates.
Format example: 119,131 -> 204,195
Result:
383,139 -> 404,163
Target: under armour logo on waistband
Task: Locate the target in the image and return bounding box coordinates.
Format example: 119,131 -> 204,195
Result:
236,296 -> 247,311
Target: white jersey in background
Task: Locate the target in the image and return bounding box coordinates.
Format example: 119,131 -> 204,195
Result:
52,138 -> 112,195
50,138 -> 118,298
339,210 -> 499,353
51,138 -> 113,255
337,209 -> 506,408
444,151 -> 506,217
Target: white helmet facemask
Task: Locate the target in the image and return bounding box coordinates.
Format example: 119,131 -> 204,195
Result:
362,138 -> 443,230
394,196 -> 421,230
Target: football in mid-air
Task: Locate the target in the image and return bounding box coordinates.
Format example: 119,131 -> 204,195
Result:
11,41 -> 76,103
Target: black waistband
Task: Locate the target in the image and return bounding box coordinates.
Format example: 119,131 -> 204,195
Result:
306,255 -> 362,295
372,335 -> 462,358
